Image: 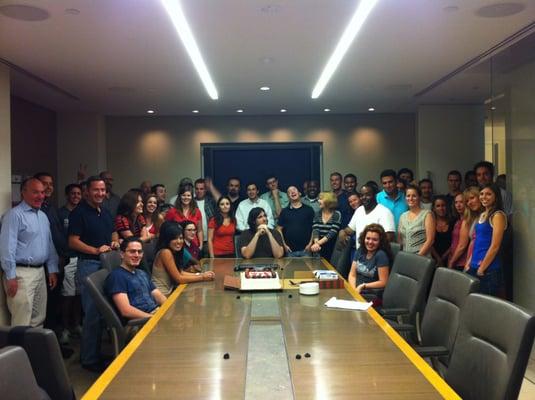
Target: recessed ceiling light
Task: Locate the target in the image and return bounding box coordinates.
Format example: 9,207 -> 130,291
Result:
280,109 -> 287,113
368,107 -> 375,112
236,109 -> 244,113
260,56 -> 275,64
161,0 -> 219,100
0,4 -> 50,21
65,8 -> 80,15
311,0 -> 379,99
147,110 -> 155,114
192,110 -> 199,113
491,106 -> 497,111
260,86 -> 270,91
324,108 -> 331,112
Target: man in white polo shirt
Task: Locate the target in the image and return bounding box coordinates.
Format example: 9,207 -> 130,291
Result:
338,184 -> 395,250
236,183 -> 274,231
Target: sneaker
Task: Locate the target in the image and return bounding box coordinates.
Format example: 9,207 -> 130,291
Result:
59,329 -> 70,345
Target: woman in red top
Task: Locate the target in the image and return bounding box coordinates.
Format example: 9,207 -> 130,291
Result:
165,187 -> 203,246
143,193 -> 163,239
115,190 -> 150,241
208,196 -> 236,258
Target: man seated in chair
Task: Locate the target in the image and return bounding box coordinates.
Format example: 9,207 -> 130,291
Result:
105,237 -> 167,319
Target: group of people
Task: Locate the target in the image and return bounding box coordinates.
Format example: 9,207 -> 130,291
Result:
0,160 -> 512,372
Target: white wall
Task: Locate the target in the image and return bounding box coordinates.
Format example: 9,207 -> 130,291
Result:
417,105 -> 485,193
105,113 -> 417,196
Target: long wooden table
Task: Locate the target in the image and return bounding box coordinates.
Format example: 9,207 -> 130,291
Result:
83,258 -> 459,399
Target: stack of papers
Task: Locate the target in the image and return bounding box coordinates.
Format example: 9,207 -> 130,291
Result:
313,270 -> 339,280
324,297 -> 373,311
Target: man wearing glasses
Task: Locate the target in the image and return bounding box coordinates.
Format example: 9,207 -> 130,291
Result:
105,237 -> 167,320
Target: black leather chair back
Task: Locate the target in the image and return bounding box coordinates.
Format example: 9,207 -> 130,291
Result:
382,251 -> 435,324
234,234 -> 242,258
420,268 -> 479,372
0,326 -> 73,400
445,293 -> 535,400
100,250 -> 122,271
85,269 -> 128,356
330,235 -> 352,279
142,240 -> 157,273
389,242 -> 401,262
0,346 -> 51,400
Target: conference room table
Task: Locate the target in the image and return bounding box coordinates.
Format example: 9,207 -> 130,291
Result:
83,258 -> 459,399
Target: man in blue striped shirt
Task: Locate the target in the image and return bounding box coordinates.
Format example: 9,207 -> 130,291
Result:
0,178 -> 59,327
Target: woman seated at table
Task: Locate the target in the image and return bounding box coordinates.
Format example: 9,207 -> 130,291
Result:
115,190 -> 150,241
181,220 -> 201,259
152,221 -> 214,296
348,223 -> 392,294
239,207 -> 284,259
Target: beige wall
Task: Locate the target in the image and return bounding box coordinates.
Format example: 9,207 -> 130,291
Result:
0,65 -> 10,214
105,113 -> 416,196
417,104 -> 485,194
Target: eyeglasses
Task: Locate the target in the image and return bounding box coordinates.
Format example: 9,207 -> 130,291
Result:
126,250 -> 144,254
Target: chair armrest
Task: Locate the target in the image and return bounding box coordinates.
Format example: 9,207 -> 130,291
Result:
391,322 -> 416,333
379,307 -> 410,317
414,345 -> 449,358
126,317 -> 150,327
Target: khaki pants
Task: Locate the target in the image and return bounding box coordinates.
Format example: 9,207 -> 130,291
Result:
2,267 -> 47,327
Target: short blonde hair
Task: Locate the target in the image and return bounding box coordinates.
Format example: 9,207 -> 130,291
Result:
319,191 -> 338,210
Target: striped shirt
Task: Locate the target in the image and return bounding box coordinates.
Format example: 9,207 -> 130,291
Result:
311,210 -> 342,243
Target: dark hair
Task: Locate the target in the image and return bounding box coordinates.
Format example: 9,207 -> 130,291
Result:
151,183 -> 165,193
357,223 -> 393,264
347,191 -> 360,198
194,178 -> 205,186
473,161 -> 495,176
405,184 -> 422,197
265,174 -> 278,182
464,170 -> 476,182
247,207 -> 266,232
397,168 -> 414,181
330,172 -> 342,179
432,195 -> 451,223
344,173 -> 357,181
451,192 -> 465,220
174,187 -> 198,213
86,175 -> 105,188
364,181 -> 379,194
117,191 -> 142,218
180,219 -> 196,231
33,172 -> 53,180
214,196 -> 236,228
245,182 -> 258,191
156,221 -> 186,269
419,178 -> 433,187
227,176 -> 240,184
64,183 -> 82,196
20,177 -> 40,192
143,193 -> 158,216
380,169 -> 397,180
447,170 -> 462,179
481,183 -> 504,220
120,236 -> 143,252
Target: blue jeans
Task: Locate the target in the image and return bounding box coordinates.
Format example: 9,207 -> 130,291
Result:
468,268 -> 499,296
76,259 -> 103,365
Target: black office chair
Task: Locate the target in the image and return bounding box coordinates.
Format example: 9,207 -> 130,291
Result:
330,234 -> 352,279
392,268 -> 480,376
379,251 -> 435,330
234,234 -> 242,258
0,326 -> 75,400
0,346 -> 51,400
445,293 -> 535,400
100,250 -> 122,271
84,269 -> 148,358
142,240 -> 157,273
389,242 -> 401,261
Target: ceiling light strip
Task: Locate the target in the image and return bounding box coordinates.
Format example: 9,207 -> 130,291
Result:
161,0 -> 219,100
311,0 -> 379,99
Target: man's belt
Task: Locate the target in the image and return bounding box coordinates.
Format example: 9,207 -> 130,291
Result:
17,264 -> 44,268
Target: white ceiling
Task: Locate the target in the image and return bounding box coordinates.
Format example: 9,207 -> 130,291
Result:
1,0 -> 534,115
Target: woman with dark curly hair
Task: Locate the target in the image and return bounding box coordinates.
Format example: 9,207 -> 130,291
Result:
348,223 -> 392,294
165,187 -> 203,246
115,190 -> 150,241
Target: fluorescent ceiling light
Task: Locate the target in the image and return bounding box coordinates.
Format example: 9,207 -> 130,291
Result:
368,107 -> 375,112
161,0 -> 218,100
323,108 -> 331,112
260,86 -> 270,91
236,109 -> 244,113
280,109 -> 287,113
147,110 -> 155,114
192,110 -> 199,113
311,0 -> 379,99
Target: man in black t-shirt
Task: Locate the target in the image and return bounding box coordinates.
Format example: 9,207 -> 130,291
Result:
277,186 -> 315,257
